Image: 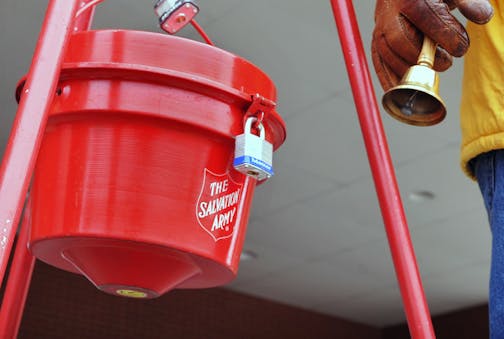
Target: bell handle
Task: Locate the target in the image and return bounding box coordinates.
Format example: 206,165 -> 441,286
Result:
417,36 -> 437,68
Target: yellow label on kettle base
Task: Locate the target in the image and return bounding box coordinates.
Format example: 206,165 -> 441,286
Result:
116,289 -> 148,298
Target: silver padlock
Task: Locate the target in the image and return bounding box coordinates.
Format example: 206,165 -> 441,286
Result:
233,117 -> 274,180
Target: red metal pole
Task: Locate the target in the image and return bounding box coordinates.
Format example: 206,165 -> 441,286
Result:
0,2 -> 94,337
0,0 -> 80,289
329,1 -> 435,338
0,210 -> 36,338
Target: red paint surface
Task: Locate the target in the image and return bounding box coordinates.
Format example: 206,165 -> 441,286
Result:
0,1 -> 84,337
0,211 -> 35,338
0,0 -> 79,290
329,1 -> 435,338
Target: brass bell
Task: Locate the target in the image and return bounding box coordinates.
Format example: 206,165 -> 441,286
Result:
382,37 -> 446,126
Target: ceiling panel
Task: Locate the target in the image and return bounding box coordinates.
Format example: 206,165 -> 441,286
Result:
278,95 -> 371,183
200,0 -> 350,118
246,188 -> 386,261
394,146 -> 484,228
410,208 -> 491,280
228,257 -> 386,316
311,285 -> 406,327
225,239 -> 302,289
249,154 -> 343,219
423,262 -> 489,316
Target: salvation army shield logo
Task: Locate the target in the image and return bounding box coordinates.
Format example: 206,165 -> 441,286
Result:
196,169 -> 243,241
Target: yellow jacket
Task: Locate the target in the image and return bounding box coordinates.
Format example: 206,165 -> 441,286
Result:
460,0 -> 504,179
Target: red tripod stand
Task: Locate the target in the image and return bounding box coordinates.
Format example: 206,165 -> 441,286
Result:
0,1 -> 435,338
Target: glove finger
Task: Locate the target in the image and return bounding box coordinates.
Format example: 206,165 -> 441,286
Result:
378,16 -> 453,72
452,0 -> 493,24
380,14 -> 423,65
371,39 -> 401,91
373,29 -> 411,80
432,46 -> 453,72
400,0 -> 469,57
372,29 -> 453,89
444,0 -> 457,10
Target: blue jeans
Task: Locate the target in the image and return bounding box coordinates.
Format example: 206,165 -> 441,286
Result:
473,150 -> 504,338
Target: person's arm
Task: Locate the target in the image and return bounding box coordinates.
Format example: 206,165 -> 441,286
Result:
371,0 -> 493,91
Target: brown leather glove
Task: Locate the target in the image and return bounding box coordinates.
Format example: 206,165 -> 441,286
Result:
372,0 -> 493,91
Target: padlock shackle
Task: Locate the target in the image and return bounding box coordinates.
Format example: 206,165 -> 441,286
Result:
244,116 -> 265,140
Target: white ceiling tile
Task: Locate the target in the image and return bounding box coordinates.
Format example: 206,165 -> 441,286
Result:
229,259 -> 383,312
313,238 -> 398,290
383,120 -> 458,168
249,158 -> 341,219
201,0 -> 350,118
246,187 -> 385,260
92,1 -> 157,31
279,96 -> 371,183
225,238 -> 302,288
395,146 -> 484,228
315,177 -> 383,231
423,262 -> 489,317
187,1 -> 247,27
312,286 -> 407,327
410,208 -> 491,279
0,1 -> 45,146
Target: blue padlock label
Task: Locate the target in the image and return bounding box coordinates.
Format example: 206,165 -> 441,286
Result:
233,156 -> 275,176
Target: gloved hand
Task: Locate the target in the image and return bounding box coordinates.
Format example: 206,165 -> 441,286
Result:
372,0 -> 493,90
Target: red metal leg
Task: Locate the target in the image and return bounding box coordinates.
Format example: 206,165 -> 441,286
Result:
0,3 -> 94,336
329,1 -> 435,338
74,0 -> 98,31
0,0 -> 80,290
0,210 -> 36,339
